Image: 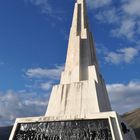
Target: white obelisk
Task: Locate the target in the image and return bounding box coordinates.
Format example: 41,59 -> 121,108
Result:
45,0 -> 112,117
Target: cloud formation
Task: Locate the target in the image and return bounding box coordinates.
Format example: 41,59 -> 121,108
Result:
111,19 -> 136,39
0,90 -> 48,126
122,0 -> 140,16
87,0 -> 112,9
26,65 -> 64,80
107,80 -> 140,113
105,47 -> 139,64
40,82 -> 53,91
92,0 -> 140,40
25,0 -> 52,14
95,8 -> 119,24
25,65 -> 64,92
24,0 -> 63,20
0,65 -> 65,126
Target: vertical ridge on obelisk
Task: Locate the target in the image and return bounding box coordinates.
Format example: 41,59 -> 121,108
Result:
46,0 -> 112,117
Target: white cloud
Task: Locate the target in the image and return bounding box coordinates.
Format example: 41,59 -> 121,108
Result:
24,100 -> 47,106
0,65 -> 64,126
95,8 -> 119,24
93,0 -> 140,40
40,82 -> 53,91
26,65 -> 64,80
122,0 -> 140,17
105,47 -> 139,64
136,21 -> 140,34
120,47 -> 139,62
87,0 -> 112,9
26,0 -> 52,14
24,0 -> 63,21
105,52 -> 122,64
107,80 -> 140,114
111,18 -> 136,39
0,90 -> 48,126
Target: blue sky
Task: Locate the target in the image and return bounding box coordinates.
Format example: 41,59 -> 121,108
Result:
0,0 -> 140,126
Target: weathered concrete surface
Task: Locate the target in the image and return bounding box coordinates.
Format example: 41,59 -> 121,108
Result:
46,0 -> 111,117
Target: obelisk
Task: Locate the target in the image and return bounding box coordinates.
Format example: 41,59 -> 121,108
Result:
46,0 -> 111,117
9,0 -> 137,139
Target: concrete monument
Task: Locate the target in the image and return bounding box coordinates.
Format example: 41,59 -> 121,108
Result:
9,0 -> 136,139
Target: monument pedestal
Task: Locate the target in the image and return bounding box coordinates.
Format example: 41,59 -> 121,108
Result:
46,66 -> 112,117
9,112 -> 136,140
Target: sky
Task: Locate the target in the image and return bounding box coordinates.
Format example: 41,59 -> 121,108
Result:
0,0 -> 140,126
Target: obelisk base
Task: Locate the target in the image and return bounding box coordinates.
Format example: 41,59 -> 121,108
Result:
9,111 -> 136,140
